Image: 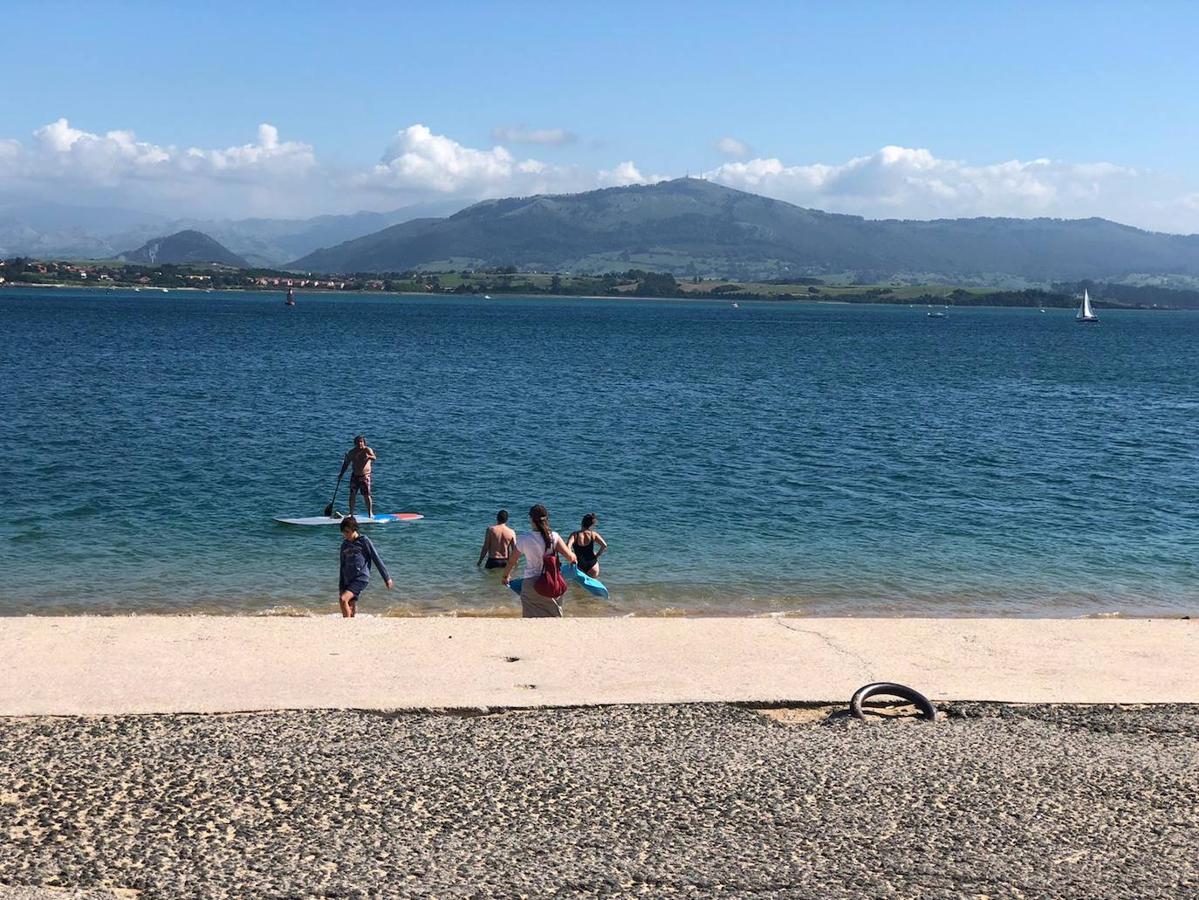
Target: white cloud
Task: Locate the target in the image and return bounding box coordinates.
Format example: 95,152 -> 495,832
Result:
714,136 -> 752,159
352,124 -> 593,199
0,119 -> 318,214
490,125 -> 577,146
705,145 -> 1152,223
597,161 -> 648,187
22,118 -> 315,184
360,124 -> 520,194
3,119 -> 1199,232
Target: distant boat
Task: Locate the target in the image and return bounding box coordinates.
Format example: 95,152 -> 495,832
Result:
928,308 -> 947,318
160,288 -> 169,293
285,286 -> 296,307
1076,288 -> 1099,323
731,302 -> 740,309
484,294 -> 492,300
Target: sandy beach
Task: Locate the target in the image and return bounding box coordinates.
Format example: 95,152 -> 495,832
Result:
0,617 -> 1194,715
1,702 -> 1196,898
2,618 -> 1196,897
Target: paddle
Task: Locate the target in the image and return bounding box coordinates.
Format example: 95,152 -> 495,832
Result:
323,471 -> 345,518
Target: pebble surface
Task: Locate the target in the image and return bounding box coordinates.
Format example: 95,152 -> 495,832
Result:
1,703 -> 1196,898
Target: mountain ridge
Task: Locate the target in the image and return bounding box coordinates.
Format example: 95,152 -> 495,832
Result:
0,200 -> 470,265
289,178 -> 1199,283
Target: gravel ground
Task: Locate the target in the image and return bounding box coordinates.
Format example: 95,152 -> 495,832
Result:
0,703 -> 1196,899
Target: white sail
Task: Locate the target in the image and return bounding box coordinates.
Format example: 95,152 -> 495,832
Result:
1077,288 -> 1097,321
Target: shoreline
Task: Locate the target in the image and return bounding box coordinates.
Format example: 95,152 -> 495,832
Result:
1,616 -> 1193,715
3,281 -> 1187,310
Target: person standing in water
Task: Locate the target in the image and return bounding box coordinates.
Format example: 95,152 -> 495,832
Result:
502,504 -> 577,618
338,516 -> 392,617
338,435 -> 377,518
567,512 -> 608,577
477,509 -> 517,569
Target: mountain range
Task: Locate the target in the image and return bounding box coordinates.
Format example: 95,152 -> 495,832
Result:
290,178 -> 1199,284
0,199 -> 468,267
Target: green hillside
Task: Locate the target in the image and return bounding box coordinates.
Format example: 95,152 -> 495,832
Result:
290,178 -> 1199,283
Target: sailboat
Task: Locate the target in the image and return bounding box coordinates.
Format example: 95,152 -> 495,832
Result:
1076,288 -> 1098,323
285,286 -> 296,307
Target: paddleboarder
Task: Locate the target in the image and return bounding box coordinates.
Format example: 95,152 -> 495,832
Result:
338,435 -> 376,518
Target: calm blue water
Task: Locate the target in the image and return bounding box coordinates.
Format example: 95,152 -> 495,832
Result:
1,287 -> 1195,617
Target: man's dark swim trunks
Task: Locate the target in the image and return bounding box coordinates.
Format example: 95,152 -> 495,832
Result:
349,473 -> 372,495
484,557 -> 508,570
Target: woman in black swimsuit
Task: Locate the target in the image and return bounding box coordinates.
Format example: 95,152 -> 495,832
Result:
567,513 -> 607,577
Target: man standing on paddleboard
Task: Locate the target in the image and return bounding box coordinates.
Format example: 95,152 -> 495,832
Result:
339,435 -> 376,518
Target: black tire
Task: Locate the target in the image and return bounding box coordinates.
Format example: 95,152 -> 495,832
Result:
849,682 -> 937,722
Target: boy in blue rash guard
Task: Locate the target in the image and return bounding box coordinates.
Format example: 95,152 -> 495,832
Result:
338,517 -> 393,617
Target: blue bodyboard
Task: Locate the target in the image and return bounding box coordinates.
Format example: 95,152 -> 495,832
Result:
507,563 -> 608,600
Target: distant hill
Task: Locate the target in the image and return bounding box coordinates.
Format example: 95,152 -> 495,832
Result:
0,200 -> 470,265
121,230 -> 249,267
289,178 -> 1199,283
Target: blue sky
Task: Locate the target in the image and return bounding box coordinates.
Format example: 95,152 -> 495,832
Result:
3,0 -> 1198,229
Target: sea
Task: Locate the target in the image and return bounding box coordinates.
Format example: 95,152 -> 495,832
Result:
1,287 -> 1195,617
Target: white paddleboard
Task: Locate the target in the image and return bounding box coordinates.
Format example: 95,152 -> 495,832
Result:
273,512 -> 424,526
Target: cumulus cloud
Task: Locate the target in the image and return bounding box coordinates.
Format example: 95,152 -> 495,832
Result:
361,124 -> 521,194
352,128 -> 676,200
705,145 -> 1150,223
0,119 -> 318,215
352,124 -> 593,198
714,136 -> 752,159
21,118 -> 314,184
490,125 -> 577,146
597,161 -> 649,187
3,118 -> 1198,231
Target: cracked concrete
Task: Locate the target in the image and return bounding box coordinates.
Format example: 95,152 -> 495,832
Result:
773,619 -> 876,678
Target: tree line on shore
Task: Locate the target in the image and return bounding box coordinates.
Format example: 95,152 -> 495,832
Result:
3,257 -> 1198,309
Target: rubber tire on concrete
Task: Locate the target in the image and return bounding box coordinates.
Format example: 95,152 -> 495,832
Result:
849,682 -> 937,722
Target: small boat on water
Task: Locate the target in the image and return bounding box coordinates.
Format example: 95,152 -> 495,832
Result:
731,302 -> 740,309
484,294 -> 492,300
285,286 -> 296,307
1076,288 -> 1099,323
927,310 -> 946,318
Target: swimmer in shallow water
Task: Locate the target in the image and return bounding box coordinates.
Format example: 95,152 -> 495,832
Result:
567,512 -> 607,577
477,509 -> 517,570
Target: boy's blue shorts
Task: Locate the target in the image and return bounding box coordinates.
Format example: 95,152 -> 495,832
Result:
340,578 -> 369,599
